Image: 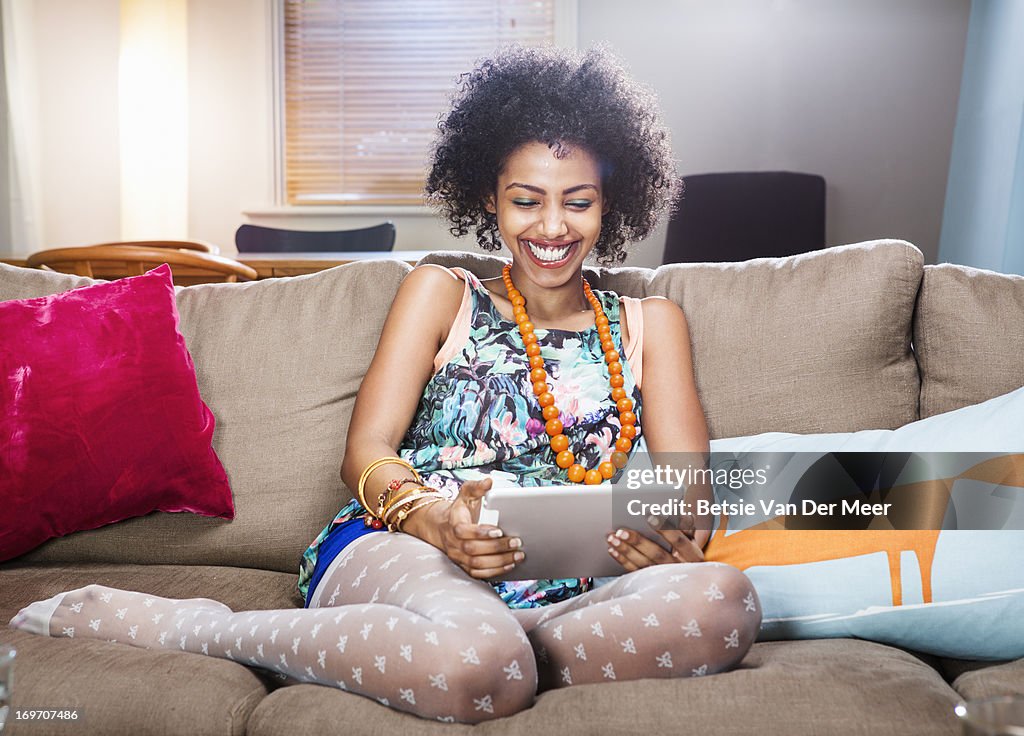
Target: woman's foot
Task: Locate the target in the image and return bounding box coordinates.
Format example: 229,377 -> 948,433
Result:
9,584 -> 231,649
9,589 -> 69,635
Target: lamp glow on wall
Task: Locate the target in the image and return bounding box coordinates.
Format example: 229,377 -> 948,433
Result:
119,0 -> 188,240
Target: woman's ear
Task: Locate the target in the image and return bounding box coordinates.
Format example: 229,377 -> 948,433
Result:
484,195 -> 497,214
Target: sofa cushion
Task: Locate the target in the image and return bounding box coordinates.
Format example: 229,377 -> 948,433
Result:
422,240 -> 923,437
914,263 -> 1024,418
0,563 -> 303,736
0,261 -> 411,573
0,562 -> 304,614
0,264 -> 233,562
952,659 -> 1024,700
0,261 -> 96,299
244,639 -> 960,736
1,630 -> 266,736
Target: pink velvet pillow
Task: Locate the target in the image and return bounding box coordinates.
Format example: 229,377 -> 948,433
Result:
0,264 -> 233,561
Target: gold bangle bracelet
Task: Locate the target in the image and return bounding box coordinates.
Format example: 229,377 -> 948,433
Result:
381,490 -> 444,527
356,456 -> 420,513
381,489 -> 443,523
393,497 -> 443,533
376,484 -> 431,518
391,496 -> 444,532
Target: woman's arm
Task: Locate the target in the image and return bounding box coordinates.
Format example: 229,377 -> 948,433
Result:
340,265 -> 523,579
607,296 -> 713,571
637,296 -> 709,455
641,296 -> 713,540
339,264 -> 458,494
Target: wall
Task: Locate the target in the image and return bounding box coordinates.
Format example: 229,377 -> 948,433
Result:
32,0 -> 120,251
14,0 -> 971,267
579,0 -> 970,267
0,5 -> 10,244
187,0 -> 271,252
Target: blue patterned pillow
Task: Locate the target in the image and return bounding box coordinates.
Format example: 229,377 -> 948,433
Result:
707,386 -> 1024,659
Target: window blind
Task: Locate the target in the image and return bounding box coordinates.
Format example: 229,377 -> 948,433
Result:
283,0 -> 556,206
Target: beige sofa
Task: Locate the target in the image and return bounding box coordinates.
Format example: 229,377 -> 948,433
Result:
2,240 -> 1022,735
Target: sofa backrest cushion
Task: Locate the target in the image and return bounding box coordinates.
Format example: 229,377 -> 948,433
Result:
914,263 -> 1024,418
422,240 -> 923,437
0,261 -> 411,573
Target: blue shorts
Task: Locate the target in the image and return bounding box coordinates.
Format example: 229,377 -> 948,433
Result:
304,518 -> 386,608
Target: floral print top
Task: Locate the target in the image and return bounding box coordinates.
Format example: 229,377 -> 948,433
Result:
299,268 -> 643,607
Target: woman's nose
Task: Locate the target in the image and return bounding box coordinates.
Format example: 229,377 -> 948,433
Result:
538,205 -> 569,239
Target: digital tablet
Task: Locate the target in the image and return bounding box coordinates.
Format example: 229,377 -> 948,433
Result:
477,480 -> 687,581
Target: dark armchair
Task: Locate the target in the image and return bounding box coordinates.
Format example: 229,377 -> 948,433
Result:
663,172 -> 825,263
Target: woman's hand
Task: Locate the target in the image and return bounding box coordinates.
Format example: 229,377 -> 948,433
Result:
403,477 -> 525,579
606,514 -> 704,572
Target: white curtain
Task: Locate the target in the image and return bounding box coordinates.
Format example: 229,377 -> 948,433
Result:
1,0 -> 43,256
939,0 -> 1024,275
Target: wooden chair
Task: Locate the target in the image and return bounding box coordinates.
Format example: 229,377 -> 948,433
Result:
88,239 -> 221,254
26,245 -> 258,283
235,222 -> 396,253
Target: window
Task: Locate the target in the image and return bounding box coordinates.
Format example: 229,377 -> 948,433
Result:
281,0 -> 567,206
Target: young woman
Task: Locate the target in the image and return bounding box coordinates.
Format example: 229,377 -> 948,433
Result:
11,46 -> 760,723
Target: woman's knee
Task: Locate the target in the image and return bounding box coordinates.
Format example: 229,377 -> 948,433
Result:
707,563 -> 761,630
439,631 -> 537,720
642,562 -> 761,661
697,563 -> 760,671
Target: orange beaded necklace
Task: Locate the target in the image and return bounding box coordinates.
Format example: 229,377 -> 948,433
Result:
501,264 -> 637,485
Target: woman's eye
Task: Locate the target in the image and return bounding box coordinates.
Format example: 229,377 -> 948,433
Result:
512,198 -> 539,207
566,200 -> 593,210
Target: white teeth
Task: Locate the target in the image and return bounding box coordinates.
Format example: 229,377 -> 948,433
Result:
525,241 -> 573,262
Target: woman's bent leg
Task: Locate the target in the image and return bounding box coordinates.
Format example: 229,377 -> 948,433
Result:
10,534 -> 536,723
513,562 -> 760,691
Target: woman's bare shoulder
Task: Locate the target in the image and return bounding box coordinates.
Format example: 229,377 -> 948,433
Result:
404,263 -> 465,287
639,296 -> 688,325
389,264 -> 467,339
398,264 -> 465,303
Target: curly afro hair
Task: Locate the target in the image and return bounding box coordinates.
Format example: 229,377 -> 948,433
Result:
426,45 -> 681,266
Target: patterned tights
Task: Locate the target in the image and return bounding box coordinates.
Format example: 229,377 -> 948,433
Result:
11,533 -> 760,723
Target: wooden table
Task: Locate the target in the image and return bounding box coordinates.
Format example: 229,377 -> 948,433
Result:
235,251 -> 432,279
1,251 -> 434,284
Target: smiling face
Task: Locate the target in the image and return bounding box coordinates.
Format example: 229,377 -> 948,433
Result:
486,141 -> 605,290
